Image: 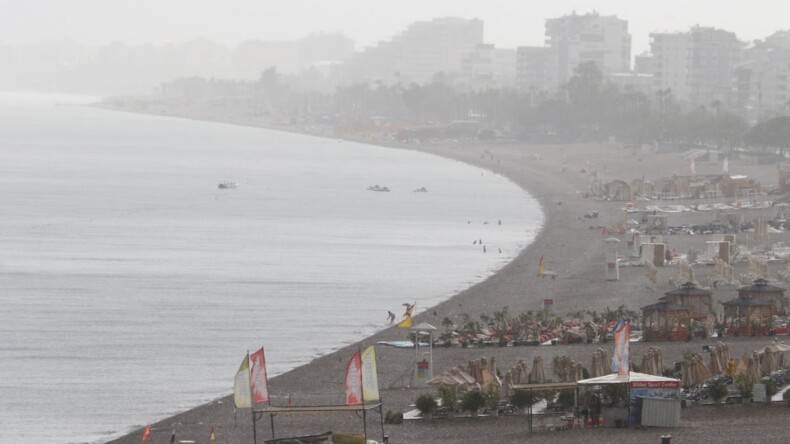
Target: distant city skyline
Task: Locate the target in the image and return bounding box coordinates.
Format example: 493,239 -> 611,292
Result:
3,0 -> 789,55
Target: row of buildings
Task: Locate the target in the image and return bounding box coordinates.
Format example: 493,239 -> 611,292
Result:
8,12 -> 787,121
642,280 -> 787,341
342,13 -> 790,122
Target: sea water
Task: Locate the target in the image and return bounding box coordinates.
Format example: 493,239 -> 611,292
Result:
0,92 -> 543,443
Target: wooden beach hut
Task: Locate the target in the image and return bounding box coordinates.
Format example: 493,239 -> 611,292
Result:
660,282 -> 713,321
722,297 -> 774,336
737,278 -> 787,314
641,302 -> 693,342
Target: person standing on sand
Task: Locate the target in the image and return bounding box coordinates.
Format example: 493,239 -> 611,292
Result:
387,311 -> 396,324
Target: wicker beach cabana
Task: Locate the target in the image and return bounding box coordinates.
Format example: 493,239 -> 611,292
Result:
661,282 -> 713,321
737,278 -> 787,314
642,302 -> 694,341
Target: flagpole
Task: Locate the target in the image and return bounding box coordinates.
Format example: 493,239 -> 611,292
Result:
360,347 -> 368,444
248,350 -> 258,444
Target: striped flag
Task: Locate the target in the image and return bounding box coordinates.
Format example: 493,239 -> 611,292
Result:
233,354 -> 252,409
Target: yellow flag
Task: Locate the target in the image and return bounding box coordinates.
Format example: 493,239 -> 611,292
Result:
361,345 -> 380,401
233,354 -> 252,409
397,316 -> 413,328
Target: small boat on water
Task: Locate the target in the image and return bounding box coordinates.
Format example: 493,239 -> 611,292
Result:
218,182 -> 239,189
413,187 -> 428,193
367,185 -> 390,192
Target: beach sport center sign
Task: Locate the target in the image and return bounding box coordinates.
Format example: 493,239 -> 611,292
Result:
630,380 -> 680,389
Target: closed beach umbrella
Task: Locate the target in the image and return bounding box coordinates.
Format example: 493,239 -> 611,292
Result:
709,350 -> 722,375
529,356 -> 546,383
760,346 -> 775,375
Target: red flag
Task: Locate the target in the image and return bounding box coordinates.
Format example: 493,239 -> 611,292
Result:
141,425 -> 151,443
345,351 -> 363,405
250,347 -> 270,404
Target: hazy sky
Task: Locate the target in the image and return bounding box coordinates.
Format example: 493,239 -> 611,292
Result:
2,0 -> 788,55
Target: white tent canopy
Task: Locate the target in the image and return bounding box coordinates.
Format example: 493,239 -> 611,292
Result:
578,371 -> 680,385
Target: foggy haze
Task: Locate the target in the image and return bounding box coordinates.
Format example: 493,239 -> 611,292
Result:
3,0 -> 789,53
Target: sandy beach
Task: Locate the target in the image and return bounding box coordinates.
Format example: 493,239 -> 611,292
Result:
106,114 -> 790,443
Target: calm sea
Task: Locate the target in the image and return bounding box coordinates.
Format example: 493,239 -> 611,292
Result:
0,92 -> 543,443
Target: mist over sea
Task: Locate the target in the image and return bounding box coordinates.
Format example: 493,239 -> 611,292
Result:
0,92 -> 543,443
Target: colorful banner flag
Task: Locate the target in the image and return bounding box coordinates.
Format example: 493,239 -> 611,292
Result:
396,316 -> 413,328
538,255 -> 545,276
345,351 -> 363,405
233,354 -> 252,409
141,424 -> 151,443
611,319 -> 630,376
689,157 -> 696,174
250,347 -> 270,404
360,345 -> 380,401
207,426 -> 216,443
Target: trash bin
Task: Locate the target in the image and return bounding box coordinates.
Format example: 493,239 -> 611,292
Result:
661,435 -> 672,444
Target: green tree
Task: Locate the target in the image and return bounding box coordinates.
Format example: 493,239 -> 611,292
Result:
415,393 -> 438,419
438,386 -> 459,414
461,390 -> 486,417
734,373 -> 753,399
707,378 -> 728,403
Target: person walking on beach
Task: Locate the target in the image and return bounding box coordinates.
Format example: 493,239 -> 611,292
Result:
387,311 -> 396,324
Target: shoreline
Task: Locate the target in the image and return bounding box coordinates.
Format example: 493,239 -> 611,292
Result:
105,107 -> 790,444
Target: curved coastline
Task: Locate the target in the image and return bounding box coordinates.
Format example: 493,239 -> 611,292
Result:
102,111 -> 790,444
100,112 -> 555,443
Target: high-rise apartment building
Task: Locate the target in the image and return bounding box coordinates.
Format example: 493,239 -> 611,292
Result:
516,46 -> 549,93
734,31 -> 790,122
345,17 -> 484,85
544,12 -> 631,90
649,27 -> 742,109
649,32 -> 690,103
687,27 -> 742,108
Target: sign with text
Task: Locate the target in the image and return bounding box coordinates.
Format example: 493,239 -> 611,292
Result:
630,381 -> 680,389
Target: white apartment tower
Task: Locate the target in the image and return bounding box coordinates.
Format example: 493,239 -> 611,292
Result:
687,27 -> 742,108
544,12 -> 631,90
734,31 -> 790,122
346,17 -> 484,85
650,27 -> 742,109
649,32 -> 690,103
